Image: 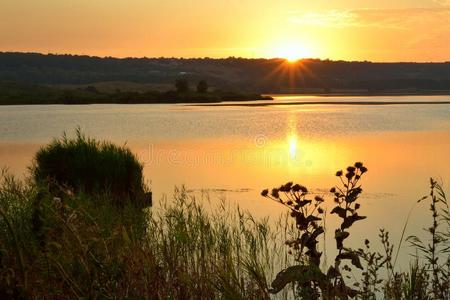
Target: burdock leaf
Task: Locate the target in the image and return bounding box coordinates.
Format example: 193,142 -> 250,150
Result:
335,230 -> 349,249
306,215 -> 321,223
341,214 -> 366,230
310,227 -> 325,241
327,266 -> 341,279
269,265 -> 326,294
345,188 -> 361,203
336,252 -> 363,270
331,206 -> 347,218
346,287 -> 359,298
335,230 -> 350,240
300,232 -> 309,248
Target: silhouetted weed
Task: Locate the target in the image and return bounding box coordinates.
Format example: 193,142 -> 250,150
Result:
262,162 -> 369,298
407,178 -> 449,299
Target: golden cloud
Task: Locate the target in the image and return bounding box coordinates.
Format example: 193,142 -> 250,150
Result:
289,7 -> 450,30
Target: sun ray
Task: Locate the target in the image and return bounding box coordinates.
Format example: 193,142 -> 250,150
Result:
262,59 -> 312,91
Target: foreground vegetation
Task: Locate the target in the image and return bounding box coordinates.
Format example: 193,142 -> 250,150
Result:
0,177 -> 289,299
0,133 -> 449,299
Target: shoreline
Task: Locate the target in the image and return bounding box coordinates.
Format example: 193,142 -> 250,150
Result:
194,101 -> 450,107
1,92 -> 450,106
266,91 -> 450,97
0,95 -> 273,106
1,100 -> 449,107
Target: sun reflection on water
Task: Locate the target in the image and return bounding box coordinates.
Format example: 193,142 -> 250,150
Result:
288,134 -> 298,160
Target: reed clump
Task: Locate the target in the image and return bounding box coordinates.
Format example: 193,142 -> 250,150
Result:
32,129 -> 150,207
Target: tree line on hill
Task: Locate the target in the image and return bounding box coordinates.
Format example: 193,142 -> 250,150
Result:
1,52 -> 450,93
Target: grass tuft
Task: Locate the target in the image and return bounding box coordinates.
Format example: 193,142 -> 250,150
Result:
32,129 -> 150,207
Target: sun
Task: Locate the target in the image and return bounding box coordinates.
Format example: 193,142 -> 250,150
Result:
282,49 -> 303,63
274,42 -> 312,62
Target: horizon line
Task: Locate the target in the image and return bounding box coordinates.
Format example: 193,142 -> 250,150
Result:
1,50 -> 449,64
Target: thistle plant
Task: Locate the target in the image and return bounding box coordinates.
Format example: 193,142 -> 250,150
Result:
262,183 -> 324,266
262,162 -> 369,299
327,163 -> 367,297
261,183 -> 325,298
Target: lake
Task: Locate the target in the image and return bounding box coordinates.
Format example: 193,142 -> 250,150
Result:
1,94 -> 449,268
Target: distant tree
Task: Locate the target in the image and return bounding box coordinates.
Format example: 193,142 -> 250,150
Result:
196,80 -> 208,94
175,78 -> 189,93
85,86 -> 99,93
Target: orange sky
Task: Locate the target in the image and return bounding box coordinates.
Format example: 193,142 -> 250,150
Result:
1,0 -> 449,62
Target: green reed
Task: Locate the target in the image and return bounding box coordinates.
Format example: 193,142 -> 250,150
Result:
32,128 -> 149,208
0,173 -> 292,299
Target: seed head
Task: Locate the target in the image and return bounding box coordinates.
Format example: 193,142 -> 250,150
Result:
346,172 -> 354,180
271,188 -> 279,198
347,166 -> 356,173
292,184 -> 301,192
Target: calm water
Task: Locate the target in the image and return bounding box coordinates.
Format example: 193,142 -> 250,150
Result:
1,94 -> 450,268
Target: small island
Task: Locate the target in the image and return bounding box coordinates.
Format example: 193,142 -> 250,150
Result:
0,79 -> 272,105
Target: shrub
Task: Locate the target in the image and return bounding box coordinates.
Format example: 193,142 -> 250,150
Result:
32,129 -> 150,207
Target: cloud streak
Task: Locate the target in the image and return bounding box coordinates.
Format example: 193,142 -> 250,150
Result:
434,0 -> 450,6
289,7 -> 450,30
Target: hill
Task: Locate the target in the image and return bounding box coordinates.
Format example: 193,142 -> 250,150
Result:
1,52 -> 450,93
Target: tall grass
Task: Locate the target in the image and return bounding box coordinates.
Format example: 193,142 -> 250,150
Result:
0,173 -> 293,299
145,188 -> 295,299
